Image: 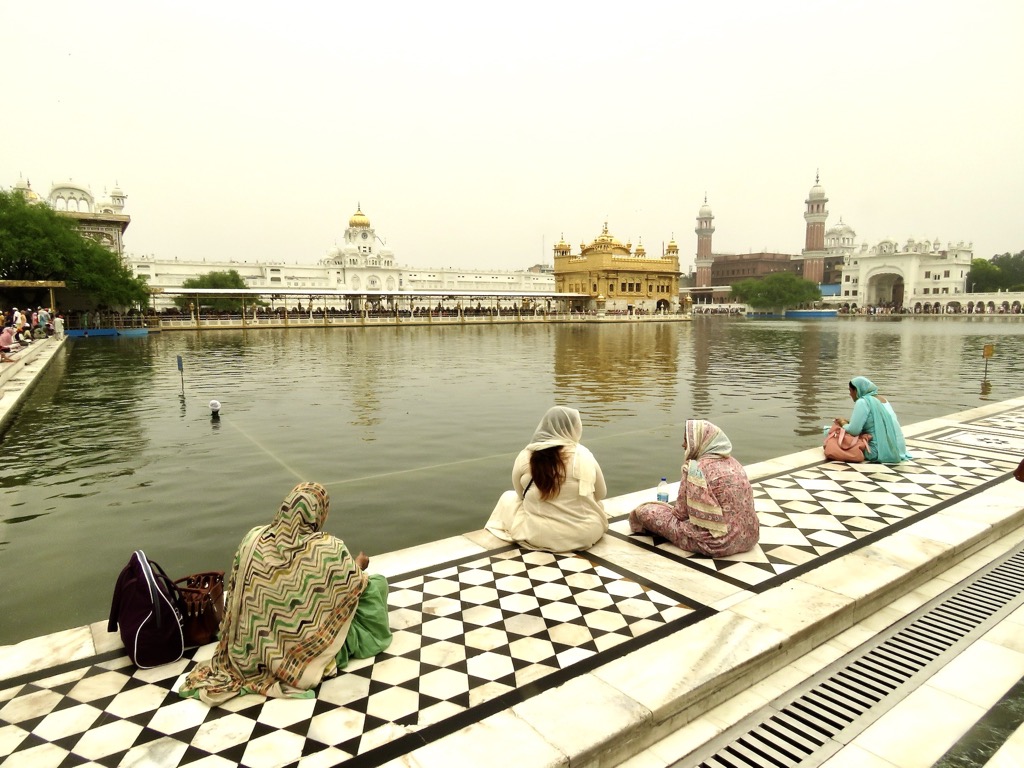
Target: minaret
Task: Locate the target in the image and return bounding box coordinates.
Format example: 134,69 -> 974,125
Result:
802,172 -> 828,284
109,184 -> 127,213
695,195 -> 715,288
553,233 -> 570,259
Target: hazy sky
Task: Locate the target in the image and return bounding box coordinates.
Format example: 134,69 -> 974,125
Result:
3,1 -> 1021,273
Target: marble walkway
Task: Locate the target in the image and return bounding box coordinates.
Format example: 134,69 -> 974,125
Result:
1,382 -> 1024,767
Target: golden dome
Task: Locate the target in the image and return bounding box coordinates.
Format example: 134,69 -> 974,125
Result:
13,176 -> 40,202
582,221 -> 630,255
349,203 -> 370,228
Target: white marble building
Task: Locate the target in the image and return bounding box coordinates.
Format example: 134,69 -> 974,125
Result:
127,204 -> 554,308
12,176 -> 130,257
837,235 -> 973,310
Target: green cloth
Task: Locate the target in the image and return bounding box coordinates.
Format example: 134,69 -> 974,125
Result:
335,573 -> 392,669
847,376 -> 911,464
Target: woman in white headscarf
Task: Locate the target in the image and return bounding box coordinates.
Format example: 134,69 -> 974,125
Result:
486,406 -> 608,552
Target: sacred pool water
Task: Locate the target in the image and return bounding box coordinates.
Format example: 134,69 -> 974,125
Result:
2,317 -> 1023,644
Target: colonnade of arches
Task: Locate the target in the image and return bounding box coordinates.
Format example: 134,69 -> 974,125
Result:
838,300 -> 1023,315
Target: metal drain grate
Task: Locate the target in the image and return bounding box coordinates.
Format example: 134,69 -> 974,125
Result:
692,546 -> 1024,768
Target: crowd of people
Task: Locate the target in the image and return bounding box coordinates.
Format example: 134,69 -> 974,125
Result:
184,380 -> 913,706
1,306 -> 64,362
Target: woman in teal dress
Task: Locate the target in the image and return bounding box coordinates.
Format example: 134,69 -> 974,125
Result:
835,376 -> 911,464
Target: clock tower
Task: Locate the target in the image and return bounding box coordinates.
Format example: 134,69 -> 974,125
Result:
344,203 -> 376,250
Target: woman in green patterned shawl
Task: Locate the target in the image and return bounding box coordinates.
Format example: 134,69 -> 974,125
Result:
179,482 -> 391,705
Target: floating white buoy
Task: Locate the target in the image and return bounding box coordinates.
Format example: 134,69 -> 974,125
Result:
209,399 -> 221,414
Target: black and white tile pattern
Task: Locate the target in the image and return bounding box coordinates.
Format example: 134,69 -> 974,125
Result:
0,549 -> 703,768
609,438 -> 1018,591
1,416 -> 1020,768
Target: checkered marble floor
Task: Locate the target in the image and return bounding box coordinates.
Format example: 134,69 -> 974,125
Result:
608,431 -> 1019,591
1,411 -> 1021,768
0,549 -> 707,768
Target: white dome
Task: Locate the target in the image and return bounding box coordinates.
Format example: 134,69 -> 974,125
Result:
51,181 -> 91,195
827,218 -> 855,236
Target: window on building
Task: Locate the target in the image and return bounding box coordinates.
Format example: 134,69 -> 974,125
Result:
621,282 -> 626,292
609,283 -> 614,293
924,271 -> 931,278
592,283 -> 597,292
944,270 -> 950,278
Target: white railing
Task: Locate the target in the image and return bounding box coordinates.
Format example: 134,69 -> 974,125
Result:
155,311 -> 690,330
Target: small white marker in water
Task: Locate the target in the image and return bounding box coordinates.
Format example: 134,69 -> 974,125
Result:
210,400 -> 221,415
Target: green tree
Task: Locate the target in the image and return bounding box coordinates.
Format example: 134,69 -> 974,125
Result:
174,270 -> 260,313
991,251 -> 1024,291
730,271 -> 821,309
0,190 -> 150,308
967,258 -> 1005,292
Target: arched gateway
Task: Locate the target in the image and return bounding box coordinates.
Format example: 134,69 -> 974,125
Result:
864,270 -> 905,308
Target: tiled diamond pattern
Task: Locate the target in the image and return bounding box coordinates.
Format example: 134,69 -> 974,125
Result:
607,439 -> 1018,590
1,418 -> 1020,767
0,549 -> 696,768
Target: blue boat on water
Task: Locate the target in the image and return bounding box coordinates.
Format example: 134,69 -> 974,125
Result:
744,308 -> 839,319
784,309 -> 839,319
65,328 -> 149,338
65,328 -> 117,338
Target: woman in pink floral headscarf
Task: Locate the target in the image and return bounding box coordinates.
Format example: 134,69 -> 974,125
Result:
629,420 -> 758,557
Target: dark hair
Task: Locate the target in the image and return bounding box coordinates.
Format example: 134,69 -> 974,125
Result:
530,446 -> 566,500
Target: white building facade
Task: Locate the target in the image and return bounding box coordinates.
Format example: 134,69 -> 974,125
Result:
838,236 -> 973,312
13,176 -> 130,257
127,205 -> 554,308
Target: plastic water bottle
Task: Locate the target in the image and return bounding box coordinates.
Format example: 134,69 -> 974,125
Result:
657,478 -> 670,503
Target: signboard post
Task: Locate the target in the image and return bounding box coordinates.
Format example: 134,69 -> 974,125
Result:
983,344 -> 994,379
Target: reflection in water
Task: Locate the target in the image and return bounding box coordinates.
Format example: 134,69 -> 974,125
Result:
342,331 -> 385,432
4,514 -> 50,525
2,319 -> 1024,644
553,323 -> 680,422
689,319 -> 838,437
